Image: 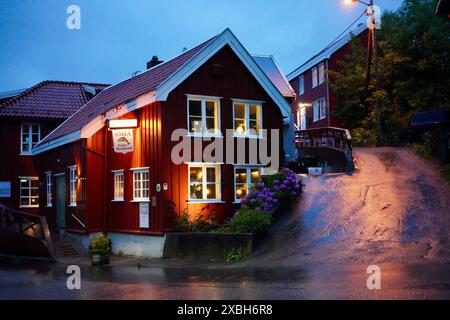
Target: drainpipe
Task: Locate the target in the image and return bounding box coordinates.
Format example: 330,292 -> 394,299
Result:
326,60 -> 331,127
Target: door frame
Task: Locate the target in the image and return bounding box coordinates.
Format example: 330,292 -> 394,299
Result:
54,173 -> 66,229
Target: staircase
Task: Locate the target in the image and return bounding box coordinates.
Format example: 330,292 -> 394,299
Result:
52,233 -> 86,258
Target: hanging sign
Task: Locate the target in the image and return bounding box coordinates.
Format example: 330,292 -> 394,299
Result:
112,129 -> 134,154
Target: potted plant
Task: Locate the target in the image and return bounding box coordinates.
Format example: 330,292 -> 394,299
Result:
89,234 -> 111,265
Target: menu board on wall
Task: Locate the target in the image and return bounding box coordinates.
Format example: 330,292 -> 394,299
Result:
139,202 -> 150,229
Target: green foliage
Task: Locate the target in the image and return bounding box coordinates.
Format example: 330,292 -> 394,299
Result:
329,0 -> 450,145
441,165 -> 450,184
225,247 -> 246,262
90,234 -> 111,254
218,208 -> 273,235
175,208 -> 218,232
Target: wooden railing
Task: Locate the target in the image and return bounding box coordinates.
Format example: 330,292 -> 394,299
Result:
295,127 -> 352,152
0,203 -> 54,256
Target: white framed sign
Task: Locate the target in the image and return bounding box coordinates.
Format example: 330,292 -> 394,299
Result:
139,202 -> 150,229
0,181 -> 11,198
112,129 -> 134,154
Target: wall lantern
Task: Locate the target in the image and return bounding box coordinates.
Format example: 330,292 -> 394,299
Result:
108,119 -> 138,129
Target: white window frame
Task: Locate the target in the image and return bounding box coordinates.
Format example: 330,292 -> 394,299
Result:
112,170 -> 125,202
19,176 -> 39,208
299,75 -> 305,95
232,99 -> 264,138
20,122 -> 40,155
0,181 -> 11,198
318,62 -> 325,85
186,95 -> 221,137
131,167 -> 150,202
45,171 -> 52,207
234,166 -> 262,203
313,100 -> 320,122
68,165 -> 77,207
187,163 -> 222,203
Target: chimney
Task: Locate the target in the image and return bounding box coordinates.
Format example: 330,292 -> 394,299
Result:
147,56 -> 163,69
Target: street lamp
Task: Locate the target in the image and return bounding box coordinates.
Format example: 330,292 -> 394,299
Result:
345,0 -> 385,139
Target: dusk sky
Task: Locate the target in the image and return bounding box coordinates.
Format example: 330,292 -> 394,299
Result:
0,0 -> 403,92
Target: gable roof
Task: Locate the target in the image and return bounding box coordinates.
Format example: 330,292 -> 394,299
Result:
287,23 -> 368,81
0,81 -> 109,120
33,28 -> 292,155
253,55 -> 296,98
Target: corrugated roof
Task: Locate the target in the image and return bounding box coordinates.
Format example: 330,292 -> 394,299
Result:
0,81 -> 109,120
253,55 -> 296,98
40,35 -> 218,144
287,23 -> 368,81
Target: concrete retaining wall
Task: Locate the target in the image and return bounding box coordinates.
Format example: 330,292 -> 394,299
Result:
163,232 -> 253,261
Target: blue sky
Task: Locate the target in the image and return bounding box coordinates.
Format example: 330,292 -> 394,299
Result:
0,0 -> 403,92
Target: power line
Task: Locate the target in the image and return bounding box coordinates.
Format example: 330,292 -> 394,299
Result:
325,10 -> 368,50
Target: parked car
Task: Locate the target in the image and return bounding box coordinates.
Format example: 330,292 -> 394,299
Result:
408,109 -> 450,141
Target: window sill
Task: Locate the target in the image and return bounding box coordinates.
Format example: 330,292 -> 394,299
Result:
233,134 -> 265,140
187,200 -> 225,204
131,200 -> 150,203
233,201 -> 244,204
68,204 -> 77,208
19,205 -> 39,209
187,133 -> 224,139
46,205 -> 52,208
19,153 -> 32,156
112,199 -> 124,202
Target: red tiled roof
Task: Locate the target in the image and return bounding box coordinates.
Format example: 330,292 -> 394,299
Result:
0,81 -> 109,120
40,35 -> 217,144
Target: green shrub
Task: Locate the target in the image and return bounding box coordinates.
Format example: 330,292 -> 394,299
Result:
218,208 -> 272,235
175,208 -> 218,232
441,165 -> 450,184
90,234 -> 111,255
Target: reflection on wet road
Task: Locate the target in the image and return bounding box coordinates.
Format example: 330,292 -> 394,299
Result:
1,148 -> 449,299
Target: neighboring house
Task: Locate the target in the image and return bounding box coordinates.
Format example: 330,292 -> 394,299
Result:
32,29 -> 294,257
287,23 -> 369,130
0,81 -> 108,213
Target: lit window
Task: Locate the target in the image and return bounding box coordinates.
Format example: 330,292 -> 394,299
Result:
188,96 -> 220,135
132,168 -> 149,201
19,177 -> 39,208
113,170 -> 124,201
69,166 -> 77,206
318,62 -> 325,85
45,172 -> 52,207
189,164 -> 221,201
21,123 -> 40,154
234,167 -> 261,201
313,100 -> 320,122
312,98 -> 327,122
233,101 -> 262,137
0,181 -> 11,198
299,75 -> 305,95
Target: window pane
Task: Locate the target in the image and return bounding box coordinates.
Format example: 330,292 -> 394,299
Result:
249,104 -> 259,120
22,124 -> 29,134
234,103 -> 245,119
21,198 -> 29,206
190,183 -> 203,199
205,101 -> 216,117
250,169 -> 261,184
206,167 -> 216,183
206,184 -> 217,199
189,116 -> 203,133
236,184 -> 247,199
205,118 -> 216,134
190,167 -> 203,183
235,169 -> 247,184
31,197 -> 39,206
234,120 -> 246,134
249,120 -> 260,135
188,100 -> 202,116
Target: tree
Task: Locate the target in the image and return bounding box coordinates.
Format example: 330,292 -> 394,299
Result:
329,0 -> 450,146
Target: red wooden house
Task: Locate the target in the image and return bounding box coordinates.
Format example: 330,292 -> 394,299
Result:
287,24 -> 369,130
32,29 -> 295,257
0,81 -> 107,214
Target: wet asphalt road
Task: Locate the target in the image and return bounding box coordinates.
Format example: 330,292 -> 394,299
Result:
1,147 -> 450,299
